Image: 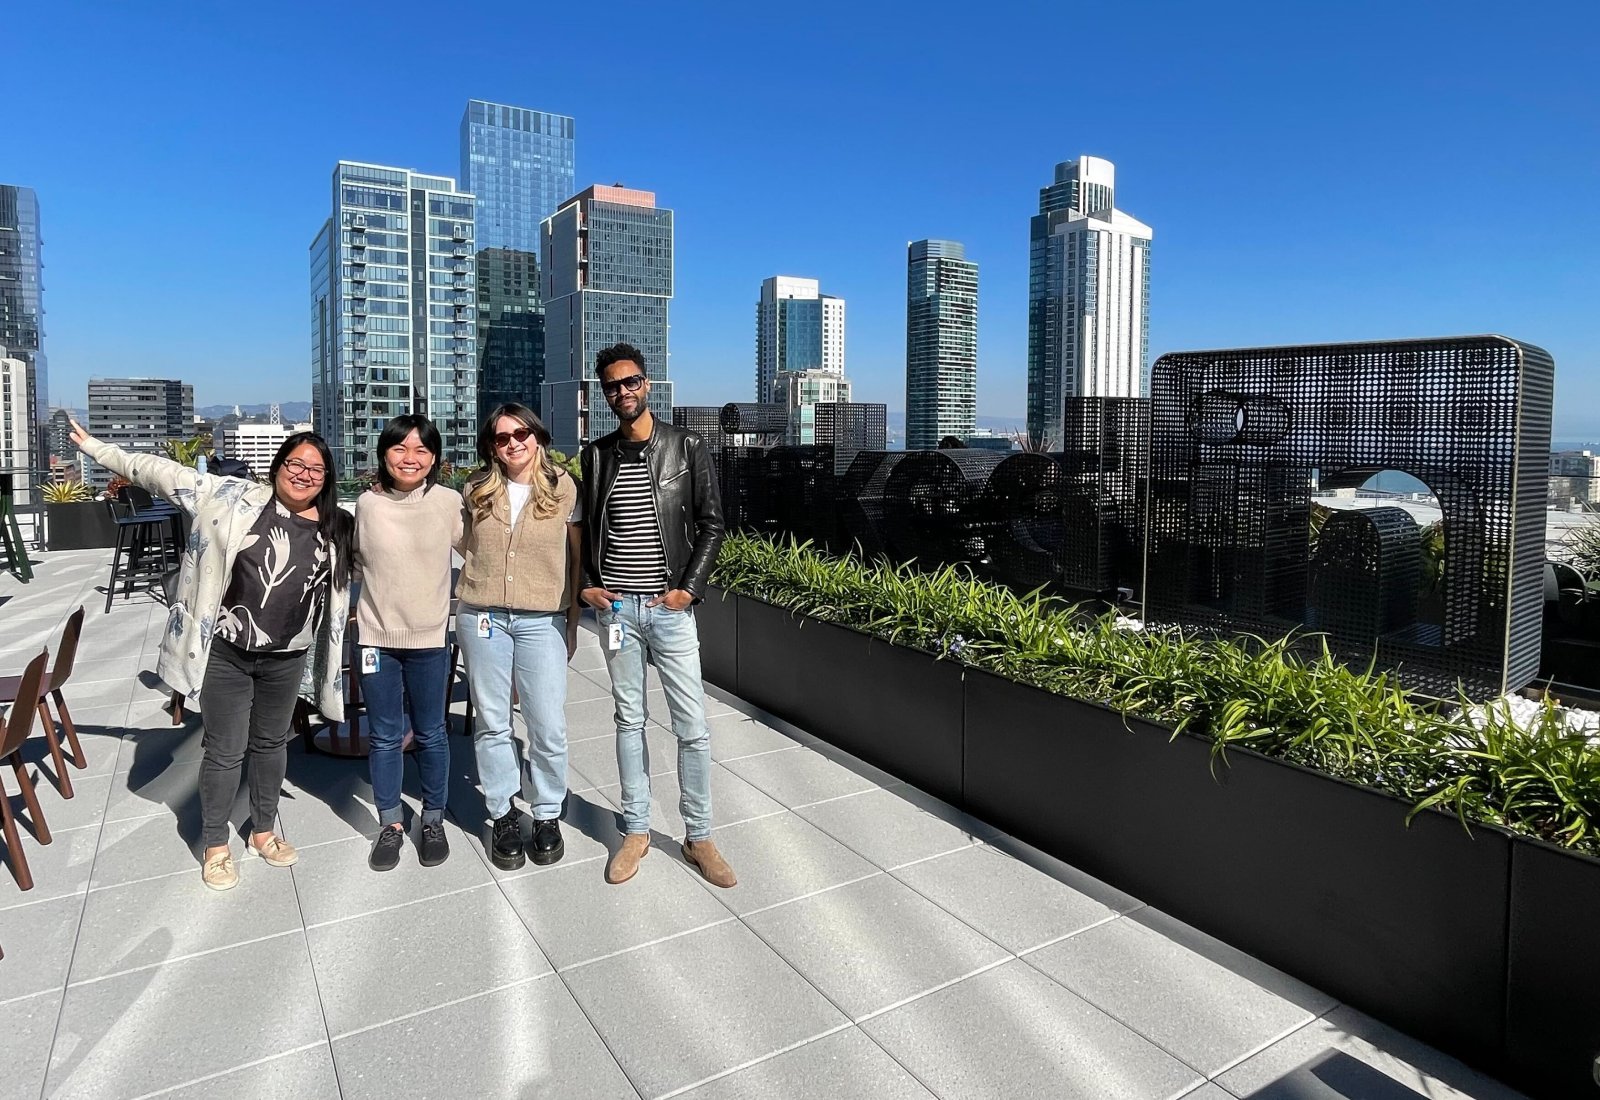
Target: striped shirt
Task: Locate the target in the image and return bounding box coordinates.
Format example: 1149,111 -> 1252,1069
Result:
602,448 -> 670,594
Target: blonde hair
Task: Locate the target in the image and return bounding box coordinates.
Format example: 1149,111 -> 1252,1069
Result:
466,404 -> 564,525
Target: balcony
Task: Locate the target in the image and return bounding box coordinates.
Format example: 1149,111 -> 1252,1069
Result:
452,262 -> 471,275
452,294 -> 473,307
0,548 -> 1534,1100
452,223 -> 470,242
452,245 -> 470,259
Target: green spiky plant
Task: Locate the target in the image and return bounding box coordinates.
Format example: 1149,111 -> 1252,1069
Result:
43,479 -> 93,504
162,436 -> 210,468
711,533 -> 1600,855
1564,519 -> 1600,578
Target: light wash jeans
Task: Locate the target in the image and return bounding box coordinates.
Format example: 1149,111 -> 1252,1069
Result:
600,596 -> 713,841
457,605 -> 569,821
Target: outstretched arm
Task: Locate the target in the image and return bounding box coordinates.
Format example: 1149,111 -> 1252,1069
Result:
69,417 -> 224,516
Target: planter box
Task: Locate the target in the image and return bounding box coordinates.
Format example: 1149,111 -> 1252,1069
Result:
733,594 -> 965,806
695,587 -> 738,692
46,500 -> 118,550
1507,837 -> 1600,1099
962,669 -> 1512,1067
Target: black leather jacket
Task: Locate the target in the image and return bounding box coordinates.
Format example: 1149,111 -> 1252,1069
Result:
579,420 -> 726,601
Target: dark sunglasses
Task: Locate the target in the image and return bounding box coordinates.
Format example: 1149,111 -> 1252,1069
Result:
493,426 -> 534,449
601,373 -> 647,397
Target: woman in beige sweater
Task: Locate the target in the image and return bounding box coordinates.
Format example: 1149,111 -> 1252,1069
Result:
353,415 -> 463,872
455,403 -> 582,871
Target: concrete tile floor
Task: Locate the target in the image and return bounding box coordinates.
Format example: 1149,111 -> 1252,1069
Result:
0,548 -> 1531,1100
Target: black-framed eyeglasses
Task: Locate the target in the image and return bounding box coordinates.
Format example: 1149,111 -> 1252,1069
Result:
601,373 -> 647,397
493,427 -> 533,449
281,458 -> 327,481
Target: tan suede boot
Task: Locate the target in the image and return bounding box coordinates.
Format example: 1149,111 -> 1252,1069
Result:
683,839 -> 737,888
606,834 -> 651,884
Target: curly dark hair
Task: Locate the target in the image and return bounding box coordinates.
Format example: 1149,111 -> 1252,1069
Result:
595,343 -> 646,380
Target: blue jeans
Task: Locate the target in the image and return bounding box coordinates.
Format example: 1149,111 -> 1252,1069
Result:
457,605 -> 569,821
361,645 -> 451,828
600,596 -> 713,841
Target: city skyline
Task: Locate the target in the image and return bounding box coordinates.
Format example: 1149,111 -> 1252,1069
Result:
9,3 -> 1598,439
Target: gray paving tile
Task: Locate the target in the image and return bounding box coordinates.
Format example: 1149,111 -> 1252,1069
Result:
1177,1086 -> 1234,1100
0,823 -> 98,909
677,1026 -> 936,1100
568,642 -> 610,673
55,676 -> 136,713
275,763 -> 387,848
20,772 -> 115,833
563,920 -> 848,1098
44,933 -> 326,1100
88,812 -> 209,890
15,727 -> 124,780
564,668 -> 614,704
795,787 -> 988,871
861,960 -> 1201,1100
332,975 -> 636,1100
721,747 -> 879,809
563,696 -> 622,742
706,712 -> 800,762
1215,1006 -> 1532,1100
688,812 -> 879,916
309,883 -> 549,1036
567,722 -> 683,789
746,873 -> 1009,1020
892,844 -> 1123,954
0,990 -> 61,1100
70,861 -> 302,982
101,754 -> 201,824
591,760 -> 785,839
501,847 -> 731,969
292,819 -> 491,926
155,1043 -> 340,1100
1026,918 -> 1318,1076
118,720 -> 207,771
53,655 -> 148,687
0,893 -> 83,1000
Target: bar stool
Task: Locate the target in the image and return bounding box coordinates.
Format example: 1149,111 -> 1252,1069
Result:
0,606 -> 89,798
1,651 -> 53,894
105,492 -> 175,611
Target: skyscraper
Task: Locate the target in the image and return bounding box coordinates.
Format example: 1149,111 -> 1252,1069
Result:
459,100 -> 575,257
1,351 -> 31,480
84,378 -> 194,489
310,162 -> 478,480
905,240 -> 978,451
475,247 -> 545,420
1026,156 -> 1152,448
755,276 -> 845,402
541,185 -> 673,452
0,185 -> 46,472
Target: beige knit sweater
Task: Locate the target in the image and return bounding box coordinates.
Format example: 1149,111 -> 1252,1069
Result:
353,483 -> 465,649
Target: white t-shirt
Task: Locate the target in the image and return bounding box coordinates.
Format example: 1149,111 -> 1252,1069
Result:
506,480 -> 583,528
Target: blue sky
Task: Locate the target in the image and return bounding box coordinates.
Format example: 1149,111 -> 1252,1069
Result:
9,0 -> 1599,438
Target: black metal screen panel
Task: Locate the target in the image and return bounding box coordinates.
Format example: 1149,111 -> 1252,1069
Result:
882,450 -> 1004,569
1057,397 -> 1149,596
720,402 -> 788,442
984,453 -> 1072,592
1309,507 -> 1422,646
673,406 -> 729,454
814,402 -> 888,475
766,445 -> 838,547
718,447 -> 773,534
834,451 -> 907,560
1144,335 -> 1555,696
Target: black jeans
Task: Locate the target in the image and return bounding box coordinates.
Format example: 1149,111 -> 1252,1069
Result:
197,638 -> 307,848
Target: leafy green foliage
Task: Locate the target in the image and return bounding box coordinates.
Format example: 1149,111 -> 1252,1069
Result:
43,479 -> 92,503
548,448 -> 582,482
712,534 -> 1600,855
1564,519 -> 1600,578
162,436 -> 209,468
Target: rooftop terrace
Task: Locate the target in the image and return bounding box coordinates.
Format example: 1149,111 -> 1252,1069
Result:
0,549 -> 1531,1100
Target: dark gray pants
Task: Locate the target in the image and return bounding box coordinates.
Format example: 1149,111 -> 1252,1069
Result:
197,639 -> 307,848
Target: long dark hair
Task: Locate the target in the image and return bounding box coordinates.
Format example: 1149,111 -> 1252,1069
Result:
375,413 -> 443,491
269,431 -> 354,588
466,403 -> 562,525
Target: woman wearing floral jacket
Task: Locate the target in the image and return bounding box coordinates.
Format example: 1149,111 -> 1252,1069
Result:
71,420 -> 353,891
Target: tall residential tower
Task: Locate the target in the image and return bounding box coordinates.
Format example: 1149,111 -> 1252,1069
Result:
755,276 -> 845,401
0,185 -> 47,472
542,185 -> 673,451
905,240 -> 978,450
1026,156 -> 1152,448
311,162 -> 478,480
84,378 -> 194,489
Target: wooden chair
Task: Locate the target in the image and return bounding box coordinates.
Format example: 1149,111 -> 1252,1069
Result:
0,606 -> 88,798
0,651 -> 54,893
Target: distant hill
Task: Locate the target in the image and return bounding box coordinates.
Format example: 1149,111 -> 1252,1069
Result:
196,401 -> 313,421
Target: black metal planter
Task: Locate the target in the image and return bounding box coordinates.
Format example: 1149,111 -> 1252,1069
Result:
46,500 -> 119,550
695,587 -> 738,692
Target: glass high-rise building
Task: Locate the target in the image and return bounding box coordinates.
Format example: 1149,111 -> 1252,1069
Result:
460,100 -> 575,258
905,240 -> 978,451
476,246 -> 545,420
0,184 -> 47,472
310,162 -> 478,480
755,276 -> 845,402
1027,157 -> 1152,449
541,185 -> 673,452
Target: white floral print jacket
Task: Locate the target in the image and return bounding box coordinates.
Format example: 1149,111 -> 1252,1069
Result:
83,439 -> 347,721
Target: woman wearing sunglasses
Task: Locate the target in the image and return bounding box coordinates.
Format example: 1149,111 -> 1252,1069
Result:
353,414 -> 463,871
68,421 -> 353,891
455,403 -> 582,870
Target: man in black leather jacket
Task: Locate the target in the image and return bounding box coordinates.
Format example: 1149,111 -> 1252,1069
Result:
579,343 -> 735,889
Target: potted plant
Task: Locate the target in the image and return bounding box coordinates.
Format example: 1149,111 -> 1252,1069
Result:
44,479 -> 118,551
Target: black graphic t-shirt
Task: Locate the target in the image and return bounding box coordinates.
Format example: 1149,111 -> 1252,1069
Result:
216,500 -> 329,652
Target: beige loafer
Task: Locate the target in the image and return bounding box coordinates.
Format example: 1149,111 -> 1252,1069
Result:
251,834 -> 299,868
202,850 -> 238,891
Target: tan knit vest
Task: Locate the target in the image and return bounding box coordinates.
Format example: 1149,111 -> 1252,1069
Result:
455,469 -> 578,612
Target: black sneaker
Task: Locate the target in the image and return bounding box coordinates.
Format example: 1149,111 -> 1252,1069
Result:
529,818 -> 564,866
419,819 -> 450,867
490,810 -> 525,871
369,824 -> 405,872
